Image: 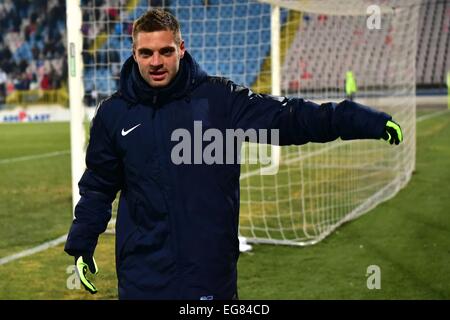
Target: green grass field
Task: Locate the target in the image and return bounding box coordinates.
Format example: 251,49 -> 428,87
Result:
0,109 -> 449,299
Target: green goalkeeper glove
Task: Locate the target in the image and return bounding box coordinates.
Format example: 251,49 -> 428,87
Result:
382,120 -> 403,145
75,255 -> 99,294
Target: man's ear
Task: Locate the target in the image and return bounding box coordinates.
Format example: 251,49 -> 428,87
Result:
132,46 -> 137,62
179,40 -> 185,59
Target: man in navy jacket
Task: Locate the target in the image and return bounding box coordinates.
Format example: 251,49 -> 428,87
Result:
64,8 -> 403,300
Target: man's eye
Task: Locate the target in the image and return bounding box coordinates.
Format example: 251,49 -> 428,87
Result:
140,52 -> 152,57
161,50 -> 174,56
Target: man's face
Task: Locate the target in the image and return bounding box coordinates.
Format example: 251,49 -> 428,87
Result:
133,30 -> 185,88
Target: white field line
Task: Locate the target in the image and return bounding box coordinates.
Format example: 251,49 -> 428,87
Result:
1,109 -> 449,266
0,218 -> 117,266
0,234 -> 68,266
0,150 -> 70,165
0,149 -> 70,265
416,109 -> 450,123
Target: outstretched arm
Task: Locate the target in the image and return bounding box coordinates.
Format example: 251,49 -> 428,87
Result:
228,82 -> 400,146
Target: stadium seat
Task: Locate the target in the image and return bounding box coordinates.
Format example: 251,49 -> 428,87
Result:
219,5 -> 233,19
219,19 -> 232,33
206,6 -> 219,19
205,20 -> 218,34
205,34 -> 218,47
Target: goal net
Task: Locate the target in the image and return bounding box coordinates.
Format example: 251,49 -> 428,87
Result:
68,0 -> 419,246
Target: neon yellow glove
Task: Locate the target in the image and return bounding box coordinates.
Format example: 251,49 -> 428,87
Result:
382,120 -> 403,145
75,255 -> 99,294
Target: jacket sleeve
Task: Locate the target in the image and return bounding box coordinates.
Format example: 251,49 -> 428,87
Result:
64,102 -> 123,256
228,82 -> 391,145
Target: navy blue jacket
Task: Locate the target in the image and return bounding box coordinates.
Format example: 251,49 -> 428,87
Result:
64,51 -> 391,299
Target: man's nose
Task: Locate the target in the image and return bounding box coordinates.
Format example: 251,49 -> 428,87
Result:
150,53 -> 162,66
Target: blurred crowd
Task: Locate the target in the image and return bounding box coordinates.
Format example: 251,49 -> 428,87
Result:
0,0 -> 68,103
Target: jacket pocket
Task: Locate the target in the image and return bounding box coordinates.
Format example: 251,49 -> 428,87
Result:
117,201 -> 173,272
139,156 -> 169,215
118,225 -> 139,263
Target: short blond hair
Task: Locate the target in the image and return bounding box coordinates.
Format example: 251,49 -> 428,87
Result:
132,8 -> 181,46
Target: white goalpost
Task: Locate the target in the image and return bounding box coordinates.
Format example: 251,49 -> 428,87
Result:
67,0 -> 419,246
66,0 -> 86,211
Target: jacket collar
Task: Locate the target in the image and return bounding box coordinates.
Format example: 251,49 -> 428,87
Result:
119,51 -> 206,106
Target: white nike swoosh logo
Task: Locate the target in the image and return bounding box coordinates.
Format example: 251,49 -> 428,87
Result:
121,124 -> 141,136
